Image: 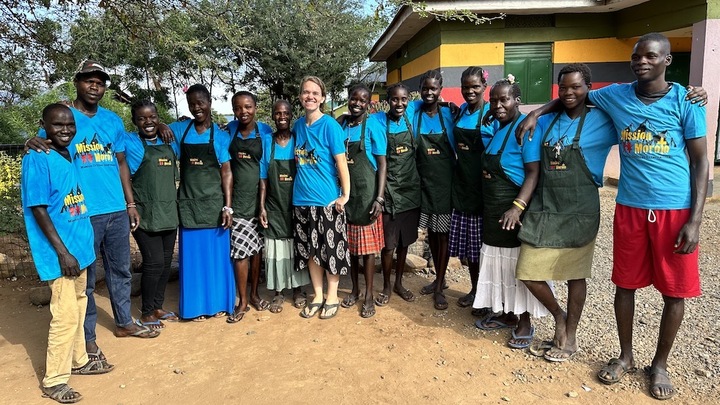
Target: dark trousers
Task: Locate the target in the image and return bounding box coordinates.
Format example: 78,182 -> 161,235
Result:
132,228 -> 177,316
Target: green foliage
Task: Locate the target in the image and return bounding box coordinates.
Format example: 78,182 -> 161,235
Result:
0,152 -> 23,235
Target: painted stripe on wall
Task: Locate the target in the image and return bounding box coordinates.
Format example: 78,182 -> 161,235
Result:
401,47 -> 441,83
439,43 -> 504,67
387,69 -> 399,84
554,38 -> 635,63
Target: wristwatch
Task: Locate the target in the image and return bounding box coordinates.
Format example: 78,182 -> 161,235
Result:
222,206 -> 234,215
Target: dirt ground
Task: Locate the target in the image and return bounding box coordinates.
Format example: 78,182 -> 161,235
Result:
0,273 -> 706,405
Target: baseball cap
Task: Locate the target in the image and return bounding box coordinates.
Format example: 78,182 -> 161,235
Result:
74,60 -> 111,82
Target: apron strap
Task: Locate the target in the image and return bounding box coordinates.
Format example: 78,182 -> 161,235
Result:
496,113 -> 521,155
571,107 -> 588,150
416,107 -> 448,137
343,115 -> 368,153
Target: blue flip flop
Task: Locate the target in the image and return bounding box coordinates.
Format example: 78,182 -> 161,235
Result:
475,317 -> 517,331
158,311 -> 178,322
507,326 -> 535,349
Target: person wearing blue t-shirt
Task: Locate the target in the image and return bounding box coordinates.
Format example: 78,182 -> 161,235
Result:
27,61 -> 158,366
514,64 -> 616,363
413,69 -> 457,311
336,84 -> 387,318
449,67 -> 494,312
258,100 -> 310,314
473,79 -> 549,351
516,33 -> 709,401
225,91 -> 274,323
168,84 -> 235,321
123,100 -> 180,330
24,104 -> 113,403
293,76 -> 351,320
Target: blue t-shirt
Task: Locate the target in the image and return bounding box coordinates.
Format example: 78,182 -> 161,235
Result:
21,150 -> 96,281
342,115 -> 387,171
588,82 -> 706,209
168,121 -> 231,165
122,133 -> 180,175
259,135 -> 295,180
523,108 -> 616,186
292,114 -> 346,206
372,112 -> 413,136
39,106 -> 127,216
455,102 -> 494,145
226,120 -> 273,143
408,100 -> 456,150
485,113 -> 527,187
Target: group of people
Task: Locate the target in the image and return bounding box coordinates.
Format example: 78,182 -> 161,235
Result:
22,31 -> 708,403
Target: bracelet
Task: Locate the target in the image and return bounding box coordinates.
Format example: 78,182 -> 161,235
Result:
514,198 -> 527,207
512,200 -> 526,211
126,202 -> 137,209
222,206 -> 234,215
375,196 -> 385,205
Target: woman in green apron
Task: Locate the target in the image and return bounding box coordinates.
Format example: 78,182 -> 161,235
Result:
259,100 -> 310,314
472,78 -> 548,350
516,64 -> 616,362
226,91 -> 274,323
337,84 -> 387,318
374,83 -> 421,305
125,100 -> 180,329
449,67 -> 493,311
168,84 -> 235,321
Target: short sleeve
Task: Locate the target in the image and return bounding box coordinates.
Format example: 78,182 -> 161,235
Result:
214,127 -> 232,164
326,118 -> 346,156
112,115 -> 126,153
21,153 -> 51,208
587,84 -> 619,113
521,117 -> 545,164
368,118 -> 387,156
259,137 -> 271,179
680,90 -> 707,140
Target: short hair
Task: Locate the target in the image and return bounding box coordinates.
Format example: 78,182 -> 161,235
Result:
490,79 -> 522,99
186,84 -> 211,101
637,32 -> 672,54
461,66 -> 488,85
557,63 -> 592,86
348,83 -> 371,98
272,99 -> 292,114
42,103 -> 72,121
385,83 -> 410,100
130,99 -> 157,120
420,69 -> 443,87
299,76 -> 327,111
231,90 -> 258,105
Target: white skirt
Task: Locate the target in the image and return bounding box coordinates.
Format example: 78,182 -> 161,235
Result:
472,244 -> 551,318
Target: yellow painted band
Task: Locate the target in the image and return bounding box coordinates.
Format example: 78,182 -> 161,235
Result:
440,43 -> 505,66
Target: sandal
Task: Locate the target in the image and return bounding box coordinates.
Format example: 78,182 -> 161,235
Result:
471,307 -> 493,318
374,293 -> 389,307
114,320 -> 160,338
250,299 -> 269,312
319,302 -> 340,320
393,286 -> 415,302
191,315 -> 207,322
42,384 -> 82,404
300,301 -> 323,318
71,358 -> 115,375
544,346 -> 578,362
507,326 -> 535,349
646,366 -> 676,400
227,306 -> 249,324
293,291 -> 307,309
420,279 -> 449,295
361,302 -> 376,318
341,293 -> 358,308
269,295 -> 284,314
156,310 -> 179,322
457,293 -> 475,308
433,292 -> 449,310
213,311 -> 228,318
597,358 -> 637,385
475,317 -> 517,330
529,340 -> 555,357
138,319 -> 165,330
87,348 -> 106,362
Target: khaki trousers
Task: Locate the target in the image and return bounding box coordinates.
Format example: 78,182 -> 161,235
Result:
42,270 -> 90,388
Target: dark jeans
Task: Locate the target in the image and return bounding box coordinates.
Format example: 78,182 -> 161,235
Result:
132,228 -> 177,316
85,211 -> 132,342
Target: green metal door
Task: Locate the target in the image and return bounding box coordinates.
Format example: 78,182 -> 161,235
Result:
666,52 -> 690,87
504,43 -> 553,104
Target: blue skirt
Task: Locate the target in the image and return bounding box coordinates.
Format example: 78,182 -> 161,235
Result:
179,227 -> 235,318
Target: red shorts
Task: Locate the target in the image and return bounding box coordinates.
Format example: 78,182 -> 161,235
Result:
612,203 -> 701,298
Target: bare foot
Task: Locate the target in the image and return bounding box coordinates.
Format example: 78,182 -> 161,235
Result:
552,310 -> 568,349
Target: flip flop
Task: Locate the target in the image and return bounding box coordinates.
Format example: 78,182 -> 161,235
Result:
319,302 -> 340,320
293,292 -> 307,309
138,319 -> 165,330
157,311 -> 179,322
393,286 -> 415,302
374,293 -> 389,307
250,299 -> 269,312
645,366 -> 676,400
213,311 -> 228,318
529,340 -> 555,357
597,358 -> 637,385
433,292 -> 449,310
114,320 -> 160,338
269,295 -> 284,314
361,302 -> 376,318
471,307 -> 493,318
341,294 -> 358,308
420,279 -> 449,295
508,326 -> 535,349
300,301 -> 323,318
457,293 -> 475,308
544,346 -> 579,362
227,306 -> 249,324
475,317 -> 517,331
191,316 -> 207,322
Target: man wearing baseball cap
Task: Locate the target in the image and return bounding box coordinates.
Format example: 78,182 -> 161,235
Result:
27,59 -> 159,370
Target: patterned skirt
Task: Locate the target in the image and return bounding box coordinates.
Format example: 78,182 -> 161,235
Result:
347,218 -> 384,256
448,209 -> 483,262
293,206 -> 350,276
419,212 -> 451,233
230,217 -> 263,260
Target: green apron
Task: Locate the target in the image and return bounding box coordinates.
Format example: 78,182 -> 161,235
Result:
384,114 -> 421,217
452,103 -> 486,215
132,138 -> 179,232
415,109 -> 454,215
264,136 -> 296,239
518,108 -> 600,248
344,117 -> 377,226
481,114 -> 522,248
177,121 -> 223,228
229,124 -> 262,219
